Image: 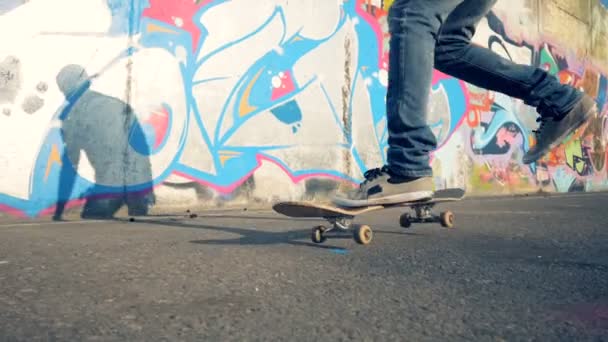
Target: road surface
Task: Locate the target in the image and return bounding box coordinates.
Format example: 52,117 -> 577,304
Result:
1,192 -> 607,341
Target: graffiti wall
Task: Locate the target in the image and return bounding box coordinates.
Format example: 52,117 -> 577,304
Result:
0,0 -> 607,218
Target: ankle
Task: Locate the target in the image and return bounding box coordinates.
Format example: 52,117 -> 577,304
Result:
385,165 -> 433,181
388,172 -> 428,183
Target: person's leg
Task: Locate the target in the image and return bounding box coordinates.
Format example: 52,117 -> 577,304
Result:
383,0 -> 463,179
434,0 -> 597,164
332,0 -> 463,207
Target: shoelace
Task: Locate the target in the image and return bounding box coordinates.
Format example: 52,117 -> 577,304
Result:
532,116 -> 550,138
361,166 -> 389,186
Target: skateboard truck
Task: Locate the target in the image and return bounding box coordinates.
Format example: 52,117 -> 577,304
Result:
311,217 -> 372,245
399,202 -> 455,229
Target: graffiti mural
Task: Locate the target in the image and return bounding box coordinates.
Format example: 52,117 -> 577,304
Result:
0,0 -> 606,217
455,10 -> 608,193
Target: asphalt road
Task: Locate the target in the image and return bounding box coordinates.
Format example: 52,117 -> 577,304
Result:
1,192 -> 608,341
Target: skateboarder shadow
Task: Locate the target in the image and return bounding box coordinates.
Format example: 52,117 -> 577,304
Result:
52,64 -> 155,220
121,216 -> 418,250
125,217 -> 347,250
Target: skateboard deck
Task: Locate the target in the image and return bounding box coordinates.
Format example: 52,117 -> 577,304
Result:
272,188 -> 465,245
273,188 -> 464,218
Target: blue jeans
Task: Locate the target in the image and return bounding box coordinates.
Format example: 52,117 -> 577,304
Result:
385,0 -> 583,177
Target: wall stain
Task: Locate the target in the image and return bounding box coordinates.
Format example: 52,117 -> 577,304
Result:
0,56 -> 21,104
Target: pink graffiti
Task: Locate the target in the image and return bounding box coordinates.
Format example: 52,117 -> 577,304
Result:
142,0 -> 213,51
144,106 -> 170,149
0,204 -> 28,219
495,127 -> 518,148
271,71 -> 296,101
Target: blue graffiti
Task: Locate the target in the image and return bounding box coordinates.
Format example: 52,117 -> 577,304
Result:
106,0 -> 149,35
136,0 -> 384,187
0,0 -> 470,217
597,75 -> 607,112
552,167 -> 577,193
471,105 -> 528,151
471,103 -> 536,173
429,78 -> 468,147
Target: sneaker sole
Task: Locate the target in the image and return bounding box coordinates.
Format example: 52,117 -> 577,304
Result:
523,104 -> 598,164
332,190 -> 434,208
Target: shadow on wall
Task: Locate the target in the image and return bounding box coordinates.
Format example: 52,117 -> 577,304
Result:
52,64 -> 155,220
0,0 -> 25,15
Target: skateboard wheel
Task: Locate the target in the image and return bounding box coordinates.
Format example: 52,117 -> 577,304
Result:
440,211 -> 454,228
353,224 -> 373,245
399,213 -> 412,228
312,226 -> 328,244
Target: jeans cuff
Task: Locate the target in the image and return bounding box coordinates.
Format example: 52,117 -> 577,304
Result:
388,167 -> 433,178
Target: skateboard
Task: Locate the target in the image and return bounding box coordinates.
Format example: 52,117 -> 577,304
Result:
272,188 -> 465,245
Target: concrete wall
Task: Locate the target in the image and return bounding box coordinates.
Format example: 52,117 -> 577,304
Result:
0,0 -> 607,219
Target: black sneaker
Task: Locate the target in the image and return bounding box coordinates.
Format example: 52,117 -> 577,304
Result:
331,166 -> 434,207
523,95 -> 598,164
